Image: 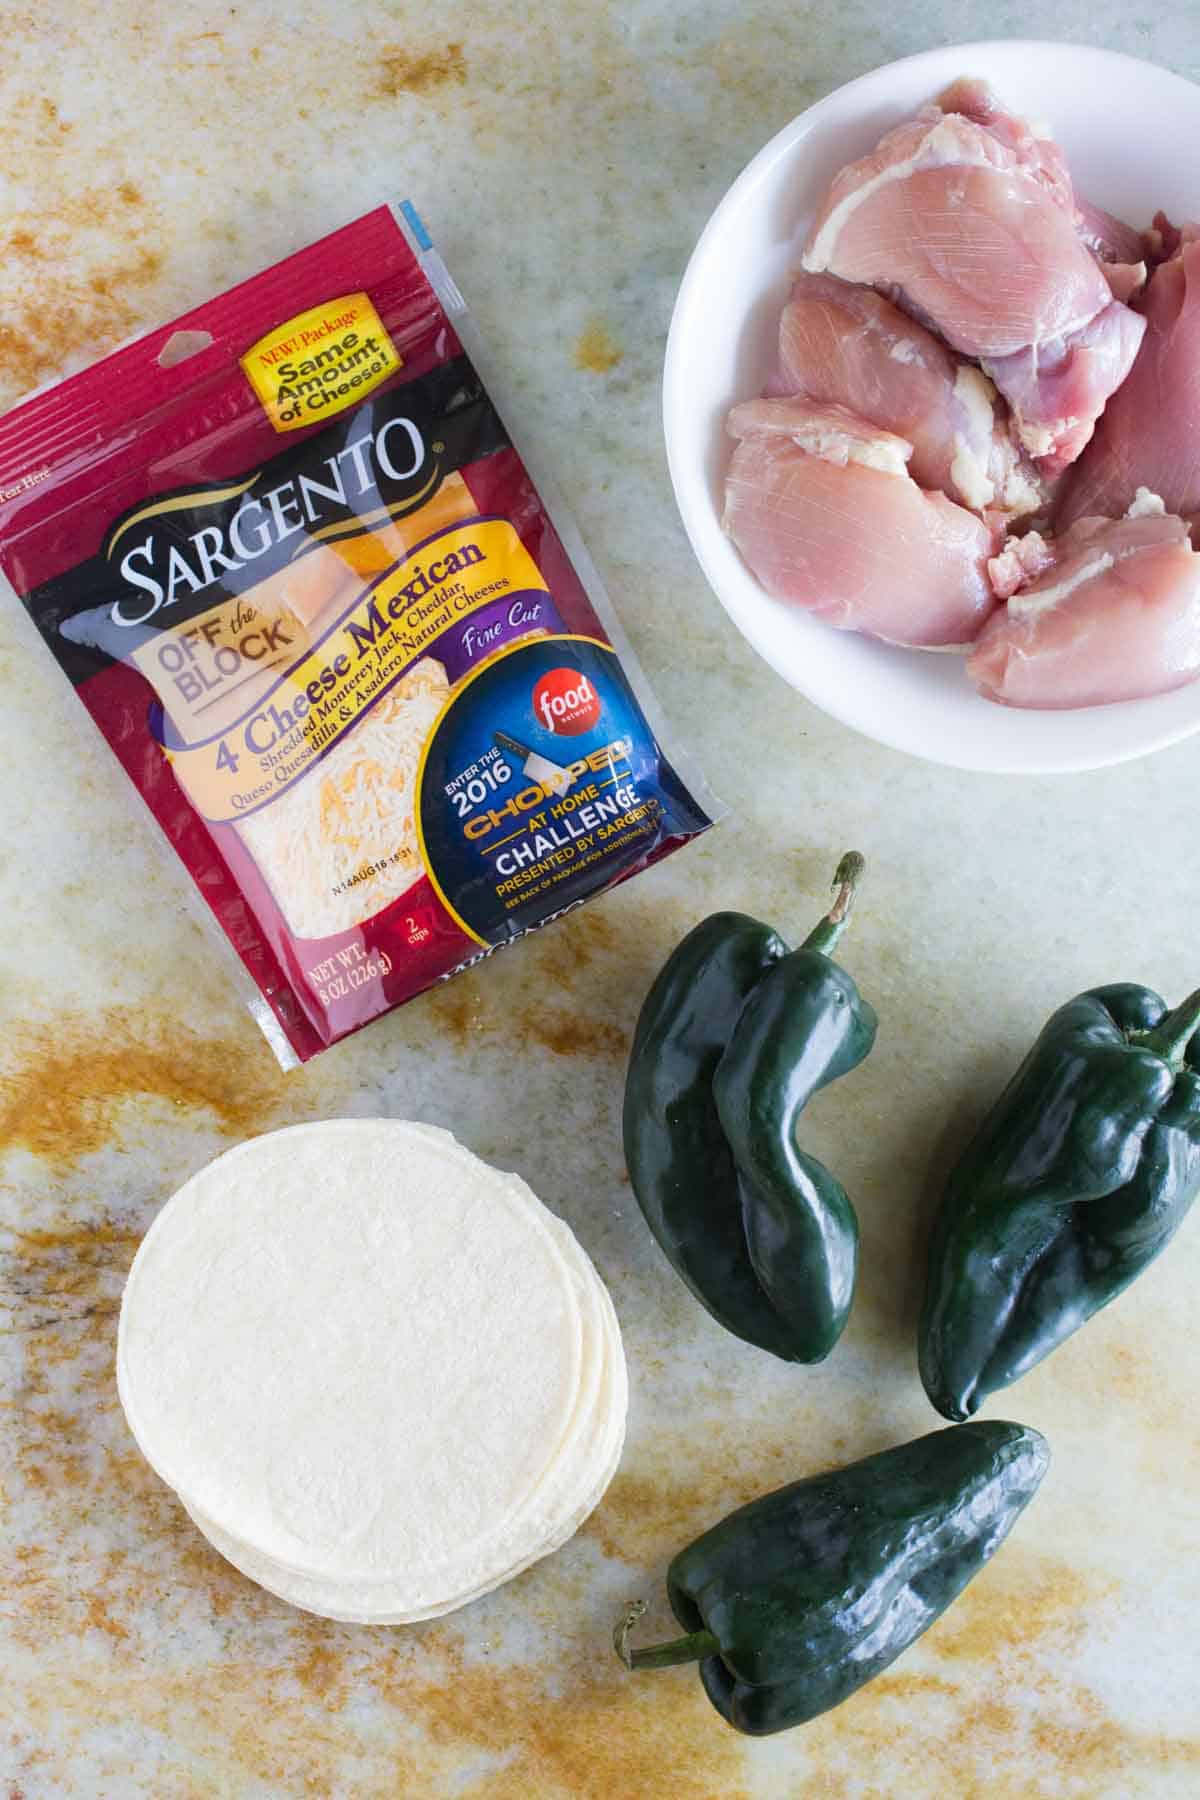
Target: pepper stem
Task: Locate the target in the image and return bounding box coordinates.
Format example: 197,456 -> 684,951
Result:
613,1600 -> 721,1671
1131,986 -> 1200,1066
801,851 -> 866,957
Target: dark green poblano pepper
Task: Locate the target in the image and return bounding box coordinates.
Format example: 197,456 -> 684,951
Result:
920,982 -> 1200,1422
622,854 -> 876,1364
614,1421 -> 1049,1734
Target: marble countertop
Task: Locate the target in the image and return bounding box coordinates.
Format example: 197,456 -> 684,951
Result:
3,4 -> 1199,1795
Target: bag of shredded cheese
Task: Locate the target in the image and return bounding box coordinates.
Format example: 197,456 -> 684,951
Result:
0,204 -> 713,1064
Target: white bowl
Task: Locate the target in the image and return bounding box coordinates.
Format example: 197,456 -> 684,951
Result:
664,40 -> 1200,773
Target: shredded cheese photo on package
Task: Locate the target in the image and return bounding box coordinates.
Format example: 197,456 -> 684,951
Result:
0,204 -> 713,1064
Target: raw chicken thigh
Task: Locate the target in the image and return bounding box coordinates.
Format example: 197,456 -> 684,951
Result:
769,272 -> 1041,515
801,85 -> 1146,471
933,77 -> 1072,205
984,309 -> 1145,471
1056,231 -> 1200,529
723,398 -> 998,648
968,499 -> 1200,707
940,78 -> 1147,293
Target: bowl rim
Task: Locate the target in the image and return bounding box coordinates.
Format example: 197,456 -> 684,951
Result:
663,39 -> 1200,775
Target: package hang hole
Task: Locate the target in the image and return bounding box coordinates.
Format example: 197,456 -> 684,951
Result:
157,329 -> 215,368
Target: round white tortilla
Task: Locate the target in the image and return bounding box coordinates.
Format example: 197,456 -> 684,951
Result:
166,1203 -> 628,1620
180,1276 -> 627,1622
118,1121 -> 609,1592
117,1123 -> 607,1584
118,1126 -> 619,1601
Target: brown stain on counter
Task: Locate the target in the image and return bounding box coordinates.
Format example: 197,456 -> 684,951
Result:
386,1636 -> 749,1800
574,322 -> 623,374
423,982 -> 486,1050
530,1009 -> 625,1059
581,1398 -> 879,1569
0,1008 -> 287,1169
418,893 -> 670,1060
929,1548 -> 1115,1663
558,906 -> 622,964
584,1450 -> 797,1565
0,182 -> 159,403
376,44 -> 467,98
422,958 -> 628,1063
